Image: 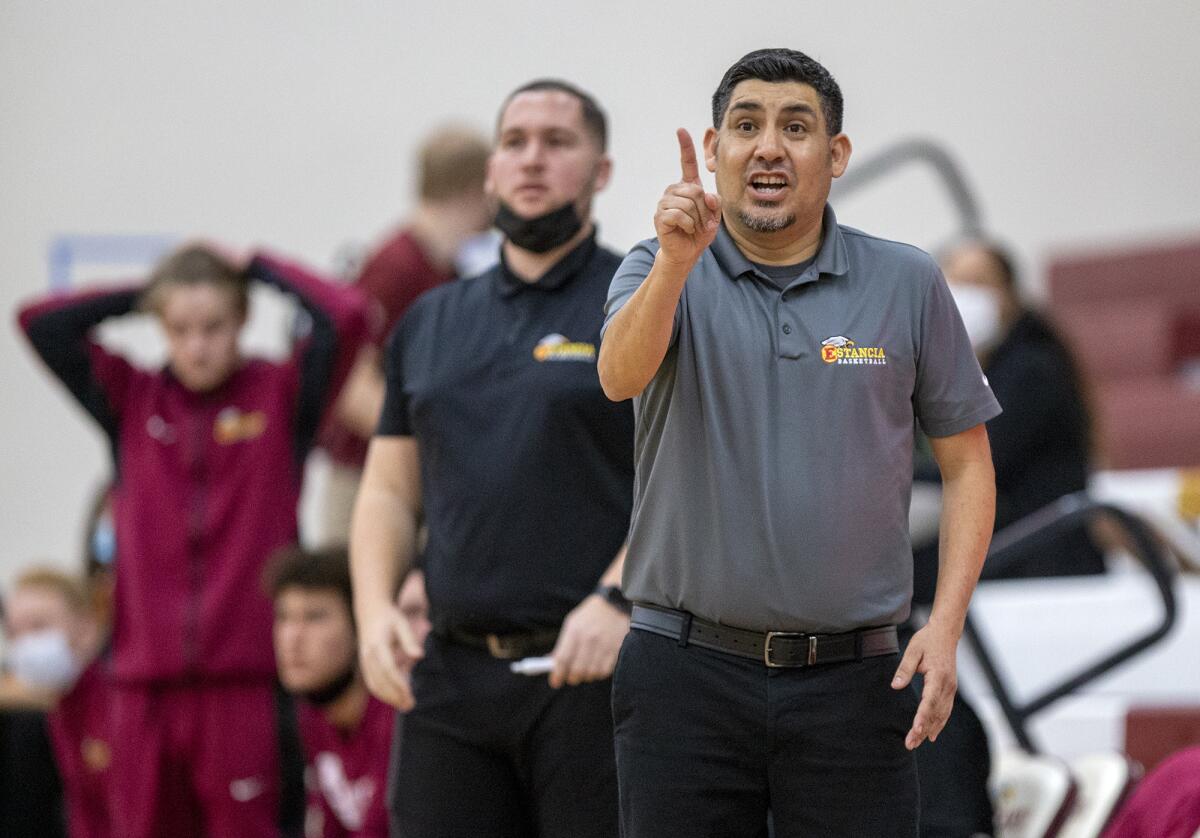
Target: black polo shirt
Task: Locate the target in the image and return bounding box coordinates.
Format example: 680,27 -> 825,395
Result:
377,231 -> 634,632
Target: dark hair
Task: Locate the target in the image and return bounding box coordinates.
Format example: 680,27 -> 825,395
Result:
983,244 -> 1018,292
141,244 -> 249,316
499,78 -> 608,151
712,48 -> 843,136
936,238 -> 1019,294
264,545 -> 353,622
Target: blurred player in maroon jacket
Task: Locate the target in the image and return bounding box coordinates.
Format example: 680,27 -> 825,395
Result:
269,546 -> 428,838
320,126 -> 493,541
18,244 -> 368,838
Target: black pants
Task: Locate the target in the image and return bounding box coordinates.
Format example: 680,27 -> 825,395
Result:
613,628 -> 920,838
389,635 -> 618,838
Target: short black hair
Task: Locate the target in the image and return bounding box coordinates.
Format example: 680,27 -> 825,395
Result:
264,544 -> 353,622
499,78 -> 608,151
712,48 -> 843,136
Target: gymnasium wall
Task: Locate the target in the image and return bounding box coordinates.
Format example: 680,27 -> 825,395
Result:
3,0 -> 1198,581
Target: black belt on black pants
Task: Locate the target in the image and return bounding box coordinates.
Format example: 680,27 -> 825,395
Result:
436,625 -> 560,660
630,604 -> 899,668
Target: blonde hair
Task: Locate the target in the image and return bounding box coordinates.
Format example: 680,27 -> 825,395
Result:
140,244 -> 248,316
12,567 -> 88,614
417,125 -> 490,202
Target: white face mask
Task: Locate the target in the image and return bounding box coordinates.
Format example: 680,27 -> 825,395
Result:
7,628 -> 80,690
949,283 -> 1004,353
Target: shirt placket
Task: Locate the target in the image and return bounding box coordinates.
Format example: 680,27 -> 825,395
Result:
776,284 -> 809,360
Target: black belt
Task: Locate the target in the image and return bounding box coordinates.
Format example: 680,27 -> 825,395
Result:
437,626 -> 559,660
630,604 -> 898,668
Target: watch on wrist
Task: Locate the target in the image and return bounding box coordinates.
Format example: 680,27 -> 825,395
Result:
594,584 -> 632,614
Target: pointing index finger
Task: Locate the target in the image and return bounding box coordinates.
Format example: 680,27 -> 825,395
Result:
677,128 -> 701,185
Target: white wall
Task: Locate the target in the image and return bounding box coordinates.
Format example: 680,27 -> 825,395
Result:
3,0 -> 1199,582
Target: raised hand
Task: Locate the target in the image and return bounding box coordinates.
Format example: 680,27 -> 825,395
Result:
654,128 -> 721,272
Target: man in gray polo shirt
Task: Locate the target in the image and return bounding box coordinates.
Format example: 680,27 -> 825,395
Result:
598,48 -> 1000,837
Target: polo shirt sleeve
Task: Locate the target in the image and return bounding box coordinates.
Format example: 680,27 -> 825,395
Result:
602,239 -> 679,345
375,316 -> 412,437
913,263 -> 1002,437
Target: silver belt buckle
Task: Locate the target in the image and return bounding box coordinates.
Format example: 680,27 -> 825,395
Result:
763,631 -> 812,668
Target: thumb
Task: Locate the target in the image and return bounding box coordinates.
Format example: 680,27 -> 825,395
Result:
892,644 -> 921,689
547,627 -> 576,690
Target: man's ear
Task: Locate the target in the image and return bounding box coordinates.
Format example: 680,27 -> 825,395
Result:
703,128 -> 718,174
830,133 -> 852,178
592,154 -> 613,193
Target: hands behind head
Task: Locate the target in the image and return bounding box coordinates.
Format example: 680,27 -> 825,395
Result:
654,129 -> 721,272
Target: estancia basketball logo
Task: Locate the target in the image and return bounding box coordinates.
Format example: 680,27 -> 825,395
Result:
820,335 -> 887,366
533,333 -> 596,363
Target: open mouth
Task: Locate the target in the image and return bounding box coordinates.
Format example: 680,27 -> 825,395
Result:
747,175 -> 789,198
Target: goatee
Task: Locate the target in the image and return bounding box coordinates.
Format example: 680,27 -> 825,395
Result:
737,209 -> 796,233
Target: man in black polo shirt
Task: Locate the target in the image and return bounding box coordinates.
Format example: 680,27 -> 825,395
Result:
349,79 -> 633,838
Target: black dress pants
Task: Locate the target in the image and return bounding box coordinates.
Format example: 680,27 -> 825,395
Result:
613,628 -> 920,838
390,635 -> 618,838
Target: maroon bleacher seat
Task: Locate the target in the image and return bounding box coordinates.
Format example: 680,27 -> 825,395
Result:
1048,238 -> 1200,310
1095,380 -> 1200,469
1045,236 -> 1200,469
1053,302 -> 1174,383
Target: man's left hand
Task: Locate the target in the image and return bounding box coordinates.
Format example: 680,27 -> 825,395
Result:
547,594 -> 630,689
891,620 -> 961,750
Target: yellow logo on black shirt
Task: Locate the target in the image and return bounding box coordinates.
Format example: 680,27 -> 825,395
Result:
533,333 -> 596,363
214,407 -> 268,444
820,335 -> 887,365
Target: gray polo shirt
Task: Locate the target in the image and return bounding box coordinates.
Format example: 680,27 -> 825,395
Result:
602,205 -> 1001,633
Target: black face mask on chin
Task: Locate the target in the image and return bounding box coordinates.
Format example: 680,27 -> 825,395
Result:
494,200 -> 583,253
301,665 -> 357,707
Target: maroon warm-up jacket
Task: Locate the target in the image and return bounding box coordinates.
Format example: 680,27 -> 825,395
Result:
19,254 -> 368,683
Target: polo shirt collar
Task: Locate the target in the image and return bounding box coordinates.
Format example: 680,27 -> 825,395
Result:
497,228 -> 598,297
710,203 -> 850,285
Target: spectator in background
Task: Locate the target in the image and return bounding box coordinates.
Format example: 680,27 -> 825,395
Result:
320,126 -> 494,543
913,238 -> 1103,602
908,239 -> 1104,838
17,244 -> 367,838
268,546 -> 411,838
1,568 -> 110,838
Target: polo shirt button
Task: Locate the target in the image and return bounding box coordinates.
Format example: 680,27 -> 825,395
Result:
782,324 -> 792,334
